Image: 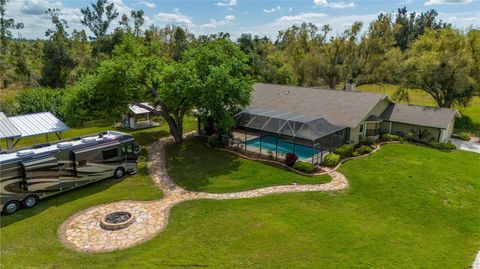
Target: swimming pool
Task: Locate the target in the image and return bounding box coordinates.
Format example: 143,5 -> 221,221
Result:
244,135 -> 320,159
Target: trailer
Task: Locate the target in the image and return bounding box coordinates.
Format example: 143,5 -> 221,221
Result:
0,131 -> 140,215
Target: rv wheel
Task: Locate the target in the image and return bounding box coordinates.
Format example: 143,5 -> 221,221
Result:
22,195 -> 39,208
114,167 -> 125,178
3,200 -> 20,215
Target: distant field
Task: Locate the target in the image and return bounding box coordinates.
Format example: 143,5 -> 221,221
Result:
357,84 -> 480,136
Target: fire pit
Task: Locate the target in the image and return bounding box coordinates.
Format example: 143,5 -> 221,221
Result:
100,211 -> 135,230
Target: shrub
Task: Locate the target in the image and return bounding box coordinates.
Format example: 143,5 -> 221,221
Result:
355,145 -> 373,155
454,116 -> 474,130
428,141 -> 456,151
293,161 -> 315,173
333,144 -> 354,158
323,153 -> 340,167
457,132 -> 471,141
207,135 -> 226,148
16,88 -> 65,119
352,152 -> 361,157
381,133 -> 401,141
285,153 -> 298,167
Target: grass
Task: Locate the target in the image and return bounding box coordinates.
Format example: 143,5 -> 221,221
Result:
2,143 -> 478,268
357,84 -> 480,136
165,137 -> 329,193
0,116 -> 198,268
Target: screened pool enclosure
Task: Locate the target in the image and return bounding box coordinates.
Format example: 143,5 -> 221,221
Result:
232,108 -> 349,164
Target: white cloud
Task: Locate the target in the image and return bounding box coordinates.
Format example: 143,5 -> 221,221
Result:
155,11 -> 193,25
438,11 -> 480,27
200,15 -> 236,29
139,1 -> 155,8
313,0 -> 357,9
214,0 -> 237,7
263,6 -> 281,13
224,15 -> 236,22
425,0 -> 472,5
328,2 -> 356,8
277,12 -> 327,23
5,0 -> 84,39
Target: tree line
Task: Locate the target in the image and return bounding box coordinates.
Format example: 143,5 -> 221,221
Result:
0,0 -> 479,142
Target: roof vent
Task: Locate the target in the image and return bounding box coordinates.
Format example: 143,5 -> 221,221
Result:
81,137 -> 96,143
57,142 -> 73,149
17,149 -> 35,157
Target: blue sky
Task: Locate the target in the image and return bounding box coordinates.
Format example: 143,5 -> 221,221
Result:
7,0 -> 480,39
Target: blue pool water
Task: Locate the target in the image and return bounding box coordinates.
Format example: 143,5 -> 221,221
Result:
245,135 -> 320,159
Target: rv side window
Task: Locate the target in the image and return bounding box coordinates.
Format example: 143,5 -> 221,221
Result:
102,148 -> 118,159
122,144 -> 134,154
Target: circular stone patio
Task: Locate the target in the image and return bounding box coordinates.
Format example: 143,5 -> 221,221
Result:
58,135 -> 348,253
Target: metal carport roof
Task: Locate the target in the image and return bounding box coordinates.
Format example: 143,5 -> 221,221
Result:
6,112 -> 69,138
0,112 -> 22,139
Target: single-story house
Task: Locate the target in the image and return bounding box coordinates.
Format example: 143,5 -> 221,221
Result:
233,83 -> 460,163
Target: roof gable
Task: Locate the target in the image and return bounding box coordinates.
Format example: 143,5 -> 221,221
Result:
250,83 -> 391,128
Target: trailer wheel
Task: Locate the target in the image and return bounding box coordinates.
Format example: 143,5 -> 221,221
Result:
22,195 -> 39,209
2,200 -> 20,215
114,167 -> 125,178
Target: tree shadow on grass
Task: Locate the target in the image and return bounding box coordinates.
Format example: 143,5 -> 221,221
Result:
0,165 -> 158,228
165,137 -> 243,191
0,129 -> 170,227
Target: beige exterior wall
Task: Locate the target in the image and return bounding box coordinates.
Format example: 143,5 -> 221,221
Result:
439,117 -> 455,142
390,122 -> 441,142
348,98 -> 391,145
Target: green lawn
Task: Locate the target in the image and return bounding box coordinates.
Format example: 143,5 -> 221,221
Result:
1,135 -> 479,268
166,137 -> 329,192
357,84 -> 480,136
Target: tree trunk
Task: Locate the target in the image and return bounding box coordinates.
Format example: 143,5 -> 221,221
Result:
132,102 -> 185,143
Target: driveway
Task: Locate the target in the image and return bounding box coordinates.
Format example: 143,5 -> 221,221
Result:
450,138 -> 480,154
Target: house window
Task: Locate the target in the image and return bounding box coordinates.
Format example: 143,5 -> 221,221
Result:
359,124 -> 364,133
78,160 -> 87,167
102,148 -> 118,160
366,123 -> 379,136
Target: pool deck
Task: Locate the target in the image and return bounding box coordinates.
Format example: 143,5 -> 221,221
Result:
232,131 -> 328,164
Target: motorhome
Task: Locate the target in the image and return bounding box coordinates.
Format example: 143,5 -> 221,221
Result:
0,131 -> 140,215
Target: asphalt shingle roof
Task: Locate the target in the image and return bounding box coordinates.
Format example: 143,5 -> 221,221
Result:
380,103 -> 460,129
250,83 -> 391,128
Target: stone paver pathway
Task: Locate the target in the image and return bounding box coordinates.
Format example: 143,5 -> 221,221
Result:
58,136 -> 347,252
473,251 -> 480,269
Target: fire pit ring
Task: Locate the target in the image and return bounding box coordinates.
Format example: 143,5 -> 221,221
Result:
100,211 -> 135,230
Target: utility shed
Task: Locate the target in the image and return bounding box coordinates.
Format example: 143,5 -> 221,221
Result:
121,103 -> 161,129
0,112 -> 69,151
